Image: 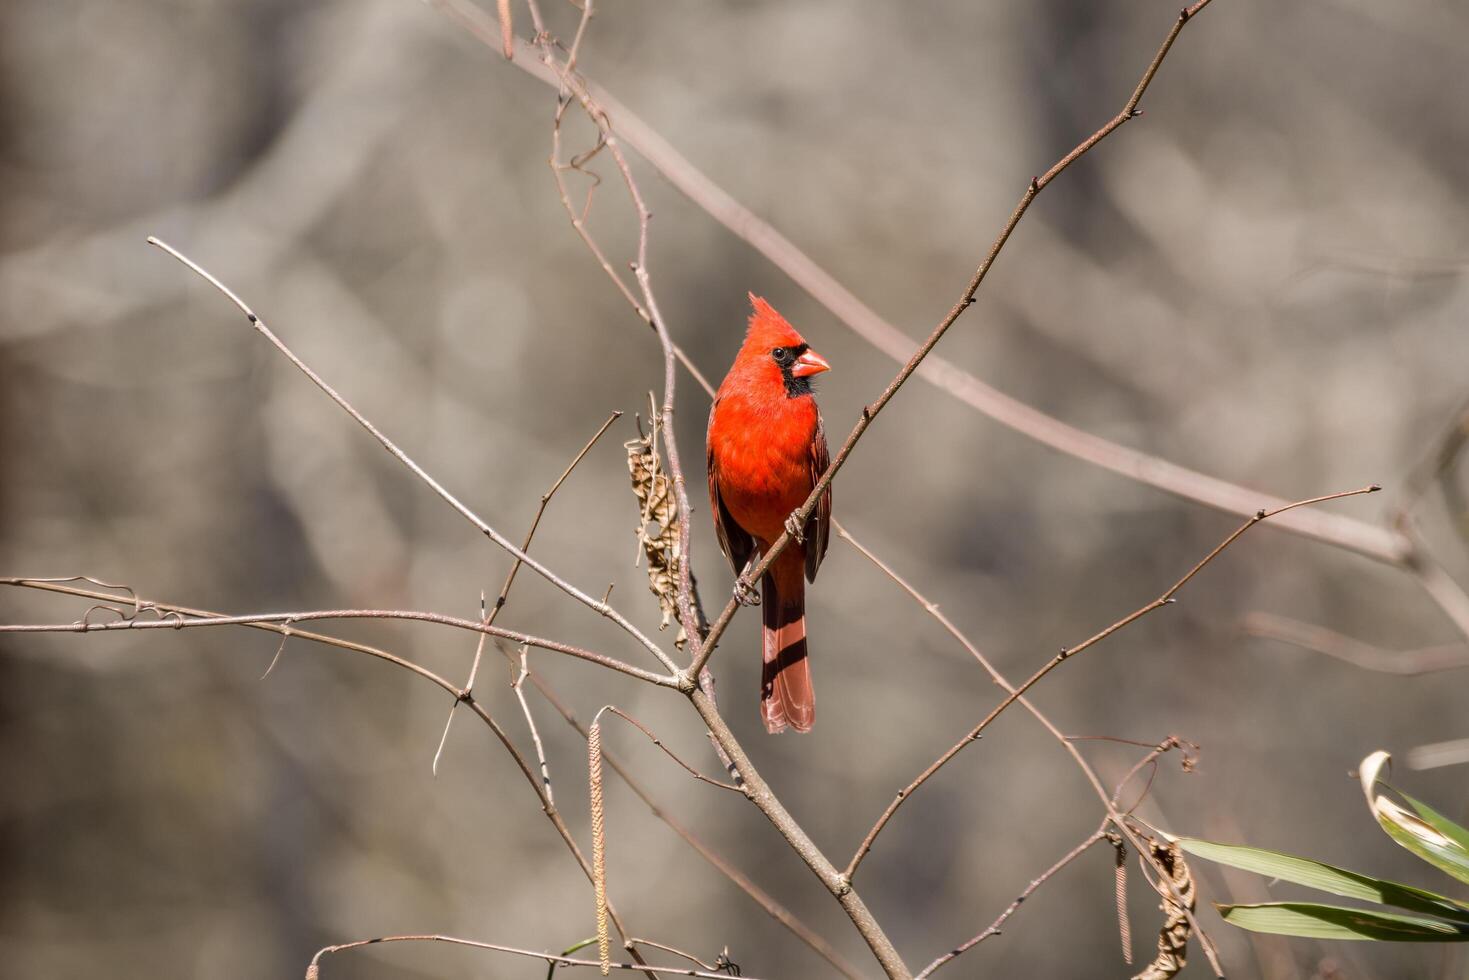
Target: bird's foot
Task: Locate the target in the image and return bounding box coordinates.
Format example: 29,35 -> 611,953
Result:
784,513 -> 806,545
733,576 -> 761,607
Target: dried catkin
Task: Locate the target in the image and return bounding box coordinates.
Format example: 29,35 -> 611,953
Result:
588,717 -> 610,976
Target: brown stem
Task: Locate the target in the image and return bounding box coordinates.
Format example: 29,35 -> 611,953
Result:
305,932 -> 769,979
0,604 -> 674,687
916,823 -> 1109,978
598,706 -> 743,793
1241,611 -> 1469,675
688,687 -> 912,979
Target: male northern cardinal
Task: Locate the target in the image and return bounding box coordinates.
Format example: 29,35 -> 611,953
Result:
707,295 -> 831,733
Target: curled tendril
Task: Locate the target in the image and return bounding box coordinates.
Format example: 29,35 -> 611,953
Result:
77,603 -> 129,628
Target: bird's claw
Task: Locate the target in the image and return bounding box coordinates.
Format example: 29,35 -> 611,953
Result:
784,513 -> 806,544
733,576 -> 761,607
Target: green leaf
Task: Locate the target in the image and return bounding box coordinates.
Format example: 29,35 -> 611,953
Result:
546,938 -> 598,980
1179,838 -> 1469,923
1402,792 -> 1469,859
1361,752 -> 1469,886
1218,903 -> 1469,942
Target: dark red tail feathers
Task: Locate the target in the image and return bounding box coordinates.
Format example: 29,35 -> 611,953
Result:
761,570 -> 814,734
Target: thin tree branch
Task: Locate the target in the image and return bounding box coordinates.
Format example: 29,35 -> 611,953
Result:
1400,520 -> 1469,641
598,705 -> 743,793
1405,738 -> 1469,771
844,486 -> 1378,883
512,646 -> 555,802
1395,393 -> 1469,521
433,596 -> 489,776
144,236 -> 679,676
1,580 -> 457,688
0,602 -> 674,686
686,0 -> 1223,682
626,939 -> 736,975
493,409 -> 625,622
436,411 -> 623,773
1241,611 -> 1469,675
916,822 -> 1109,978
686,684 -> 911,979
1110,736 -> 1198,815
305,932 -> 768,979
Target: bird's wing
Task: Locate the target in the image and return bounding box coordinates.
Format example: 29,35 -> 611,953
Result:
708,401 -> 755,577
805,411 -> 831,583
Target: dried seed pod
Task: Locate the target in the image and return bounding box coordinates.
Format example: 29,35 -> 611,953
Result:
1133,838 -> 1194,980
625,415 -> 687,648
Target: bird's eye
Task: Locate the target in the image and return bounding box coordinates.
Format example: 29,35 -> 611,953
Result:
772,347 -> 789,363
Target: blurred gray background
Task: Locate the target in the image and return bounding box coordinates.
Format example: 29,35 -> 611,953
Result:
3,1 -> 1468,977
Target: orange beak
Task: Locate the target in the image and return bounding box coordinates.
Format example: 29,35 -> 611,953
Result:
791,348 -> 830,378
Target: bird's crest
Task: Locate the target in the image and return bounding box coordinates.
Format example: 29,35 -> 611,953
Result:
745,293 -> 805,349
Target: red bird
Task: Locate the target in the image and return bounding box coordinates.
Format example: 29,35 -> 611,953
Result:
707,295 -> 831,733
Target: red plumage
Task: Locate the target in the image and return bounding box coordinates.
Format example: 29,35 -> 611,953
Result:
707,295 -> 831,733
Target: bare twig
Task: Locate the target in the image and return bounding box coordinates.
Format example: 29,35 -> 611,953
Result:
305,932 -> 767,979
598,706 -> 743,793
1395,393 -> 1469,521
0,604 -> 674,686
512,647 -> 554,802
433,595 -> 489,776
145,236 -> 678,676
436,410 -> 622,773
1405,738 -> 1469,771
259,621 -> 293,679
627,939 -> 738,975
845,486 -> 1378,883
1398,521 -> 1469,641
916,821 -> 1109,978
1110,737 -> 1198,814
1242,611 -> 1469,675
